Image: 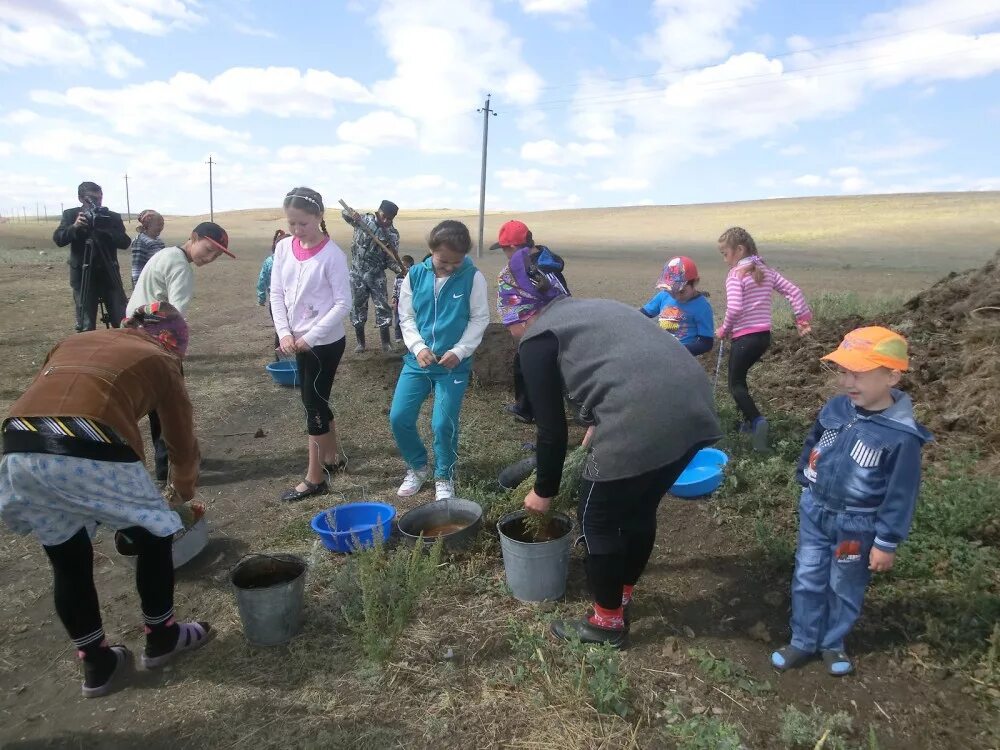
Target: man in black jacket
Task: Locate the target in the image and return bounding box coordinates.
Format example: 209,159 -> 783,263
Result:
53,182 -> 131,331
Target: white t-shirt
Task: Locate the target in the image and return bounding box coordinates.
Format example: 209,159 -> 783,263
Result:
126,246 -> 194,317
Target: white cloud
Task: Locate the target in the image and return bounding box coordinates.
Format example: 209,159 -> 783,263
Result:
22,128 -> 136,161
779,144 -> 806,156
30,67 -> 372,148
337,111 -> 418,147
233,23 -> 278,39
0,142 -> 12,157
642,0 -> 758,68
597,177 -> 650,191
495,168 -> 564,191
370,0 -> 544,153
277,144 -> 371,163
792,174 -> 829,187
1,109 -> 40,125
520,0 -> 589,14
846,136 -> 947,162
1,1 -> 201,77
565,1 -> 1000,195
520,138 -> 614,166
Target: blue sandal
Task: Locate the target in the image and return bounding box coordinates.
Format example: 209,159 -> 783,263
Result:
822,649 -> 853,676
771,645 -> 814,671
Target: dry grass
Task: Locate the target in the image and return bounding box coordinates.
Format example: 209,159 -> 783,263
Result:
1,194 -> 999,748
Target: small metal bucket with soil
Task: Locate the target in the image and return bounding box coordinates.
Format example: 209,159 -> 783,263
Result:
397,498 -> 483,550
497,510 -> 574,602
230,553 -> 307,646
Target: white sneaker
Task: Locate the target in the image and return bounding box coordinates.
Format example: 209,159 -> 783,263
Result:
397,467 -> 430,497
435,480 -> 455,501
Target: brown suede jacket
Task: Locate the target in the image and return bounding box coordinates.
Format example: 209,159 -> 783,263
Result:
5,329 -> 199,500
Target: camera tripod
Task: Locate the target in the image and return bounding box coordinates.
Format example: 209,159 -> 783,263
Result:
75,224 -> 127,331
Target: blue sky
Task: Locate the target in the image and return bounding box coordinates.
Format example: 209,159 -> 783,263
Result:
1,0 -> 999,216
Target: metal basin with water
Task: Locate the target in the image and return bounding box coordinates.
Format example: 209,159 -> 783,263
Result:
397,498 -> 483,550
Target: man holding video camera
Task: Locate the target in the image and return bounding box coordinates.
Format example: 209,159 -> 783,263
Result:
53,181 -> 131,332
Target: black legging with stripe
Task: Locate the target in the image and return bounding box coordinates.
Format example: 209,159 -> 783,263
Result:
43,526 -> 174,650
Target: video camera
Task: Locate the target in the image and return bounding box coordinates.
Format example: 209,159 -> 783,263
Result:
81,197 -> 114,233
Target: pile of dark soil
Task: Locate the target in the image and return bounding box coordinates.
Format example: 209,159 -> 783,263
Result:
760,249 -> 1000,455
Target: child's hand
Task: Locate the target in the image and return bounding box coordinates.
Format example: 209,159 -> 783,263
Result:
715,326 -> 727,340
438,352 -> 460,370
278,335 -> 297,356
294,337 -> 311,352
416,348 -> 437,368
869,547 -> 895,572
796,320 -> 812,336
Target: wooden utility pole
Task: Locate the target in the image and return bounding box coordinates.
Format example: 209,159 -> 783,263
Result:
124,173 -> 131,221
476,95 -> 498,258
207,155 -> 215,221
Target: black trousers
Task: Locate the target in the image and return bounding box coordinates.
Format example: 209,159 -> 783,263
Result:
42,527 -> 174,647
147,411 -> 170,481
578,444 -> 707,610
147,361 -> 183,482
297,338 -> 347,435
70,259 -> 127,332
727,331 -> 771,423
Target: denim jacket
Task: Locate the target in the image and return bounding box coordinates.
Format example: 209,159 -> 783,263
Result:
796,390 -> 932,553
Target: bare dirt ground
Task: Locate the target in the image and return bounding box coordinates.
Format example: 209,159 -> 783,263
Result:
0,193 -> 998,749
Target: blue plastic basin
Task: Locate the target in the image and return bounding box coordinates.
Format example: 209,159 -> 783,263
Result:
266,360 -> 300,387
670,448 -> 729,499
310,502 -> 397,553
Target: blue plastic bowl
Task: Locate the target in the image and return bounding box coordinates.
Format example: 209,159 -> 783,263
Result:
310,502 -> 397,553
670,448 -> 729,499
266,360 -> 300,387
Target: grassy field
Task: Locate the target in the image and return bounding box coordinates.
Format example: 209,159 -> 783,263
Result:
0,193 -> 998,749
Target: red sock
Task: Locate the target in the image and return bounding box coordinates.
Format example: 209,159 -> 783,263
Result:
622,585 -> 635,607
588,604 -> 625,630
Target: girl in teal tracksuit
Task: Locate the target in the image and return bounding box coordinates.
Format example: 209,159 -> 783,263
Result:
390,221 -> 489,501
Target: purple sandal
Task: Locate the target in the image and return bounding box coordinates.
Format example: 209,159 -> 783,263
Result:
82,645 -> 133,699
142,621 -> 214,670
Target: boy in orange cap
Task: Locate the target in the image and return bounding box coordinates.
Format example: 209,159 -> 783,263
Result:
771,327 -> 931,676
639,255 -> 715,356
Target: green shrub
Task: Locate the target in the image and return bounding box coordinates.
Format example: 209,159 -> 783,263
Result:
337,531 -> 444,665
660,702 -> 744,750
779,705 -> 853,749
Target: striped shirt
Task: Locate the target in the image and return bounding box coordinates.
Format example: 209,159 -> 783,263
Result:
719,257 -> 811,339
131,232 -> 166,285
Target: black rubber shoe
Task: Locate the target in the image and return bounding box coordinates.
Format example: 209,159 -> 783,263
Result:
280,479 -> 328,502
550,618 -> 627,649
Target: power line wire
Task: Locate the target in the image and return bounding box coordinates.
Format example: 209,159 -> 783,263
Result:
502,9 -> 1000,99
519,38 -> 1000,113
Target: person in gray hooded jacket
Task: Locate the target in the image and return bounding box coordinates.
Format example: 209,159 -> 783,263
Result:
500,249 -> 722,647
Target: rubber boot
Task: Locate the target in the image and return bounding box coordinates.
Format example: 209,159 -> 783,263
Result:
379,325 -> 393,353
354,324 -> 366,353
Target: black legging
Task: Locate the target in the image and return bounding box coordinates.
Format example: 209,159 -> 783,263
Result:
296,337 -> 346,436
727,331 -> 771,423
578,444 -> 706,609
42,526 -> 174,648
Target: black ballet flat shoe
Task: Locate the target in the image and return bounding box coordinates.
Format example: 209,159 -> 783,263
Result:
280,479 -> 328,503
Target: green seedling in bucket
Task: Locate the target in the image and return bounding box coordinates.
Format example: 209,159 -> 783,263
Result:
506,446 -> 588,541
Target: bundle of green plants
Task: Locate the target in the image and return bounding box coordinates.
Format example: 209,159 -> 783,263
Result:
508,445 -> 588,540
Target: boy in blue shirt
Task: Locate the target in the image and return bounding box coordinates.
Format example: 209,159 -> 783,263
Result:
772,327 -> 932,676
640,256 -> 714,356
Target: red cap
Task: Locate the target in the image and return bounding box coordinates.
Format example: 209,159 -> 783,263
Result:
656,256 -> 699,292
498,220 -> 530,248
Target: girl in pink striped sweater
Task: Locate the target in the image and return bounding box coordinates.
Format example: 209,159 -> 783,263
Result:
716,227 -> 812,452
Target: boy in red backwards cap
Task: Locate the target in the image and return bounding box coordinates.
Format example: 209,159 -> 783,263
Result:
771,327 -> 931,677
